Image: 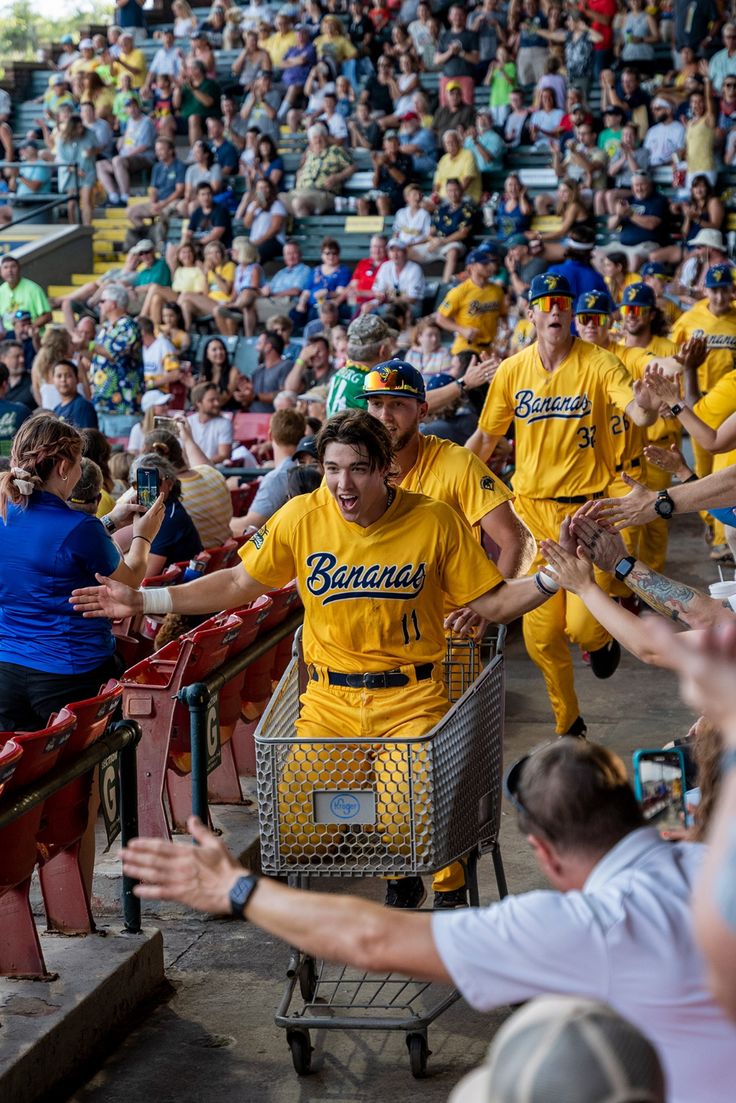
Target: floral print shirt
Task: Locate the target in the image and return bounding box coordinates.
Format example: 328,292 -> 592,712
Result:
91,315 -> 143,416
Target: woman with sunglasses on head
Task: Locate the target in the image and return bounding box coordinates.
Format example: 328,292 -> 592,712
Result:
290,237 -> 351,333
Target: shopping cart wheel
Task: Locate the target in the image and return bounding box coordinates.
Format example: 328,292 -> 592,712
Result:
287,1028 -> 312,1075
298,955 -> 318,1002
406,1032 -> 430,1078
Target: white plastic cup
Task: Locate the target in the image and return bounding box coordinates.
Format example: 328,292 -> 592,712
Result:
708,580 -> 736,599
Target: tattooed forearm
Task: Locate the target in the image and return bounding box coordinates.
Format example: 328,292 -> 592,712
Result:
625,564 -> 694,628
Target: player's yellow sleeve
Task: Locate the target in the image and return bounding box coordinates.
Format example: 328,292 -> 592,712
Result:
239,498 -> 300,588
602,356 -> 636,412
478,362 -> 515,438
435,501 -> 504,607
446,448 -> 513,525
694,370 -> 736,427
437,283 -> 463,319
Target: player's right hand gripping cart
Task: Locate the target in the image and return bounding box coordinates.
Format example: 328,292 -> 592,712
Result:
254,628 -> 509,1079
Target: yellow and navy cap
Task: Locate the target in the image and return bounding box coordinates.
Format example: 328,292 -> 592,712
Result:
620,282 -> 656,308
705,263 -> 734,288
528,272 -> 573,303
357,358 -> 426,402
574,290 -> 613,316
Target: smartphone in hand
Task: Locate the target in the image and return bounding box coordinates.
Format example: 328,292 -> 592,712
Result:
136,466 -> 160,510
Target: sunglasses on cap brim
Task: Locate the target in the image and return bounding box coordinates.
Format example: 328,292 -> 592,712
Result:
533,295 -> 573,312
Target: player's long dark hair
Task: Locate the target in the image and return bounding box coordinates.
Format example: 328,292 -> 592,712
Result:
316,410 -> 400,482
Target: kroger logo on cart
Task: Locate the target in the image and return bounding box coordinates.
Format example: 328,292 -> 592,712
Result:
330,794 -> 361,820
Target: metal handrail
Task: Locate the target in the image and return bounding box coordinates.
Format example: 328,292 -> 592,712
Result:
0,159 -> 81,225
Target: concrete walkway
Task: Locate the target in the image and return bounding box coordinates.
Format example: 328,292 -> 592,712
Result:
64,515 -> 713,1103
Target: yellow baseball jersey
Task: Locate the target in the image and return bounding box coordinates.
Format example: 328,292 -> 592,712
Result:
239,485 -> 503,671
437,278 -> 506,355
618,334 -> 679,446
479,338 -> 635,499
672,300 -> 736,394
400,434 -> 513,531
695,369 -> 736,484
511,318 -> 536,354
609,342 -> 657,469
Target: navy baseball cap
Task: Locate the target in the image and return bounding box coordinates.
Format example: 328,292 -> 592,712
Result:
620,282 -> 656,308
357,359 -> 426,402
574,290 -> 613,316
294,435 -> 318,461
426,372 -> 456,391
467,246 -> 497,264
640,261 -> 667,279
705,263 -> 734,288
528,272 -> 573,304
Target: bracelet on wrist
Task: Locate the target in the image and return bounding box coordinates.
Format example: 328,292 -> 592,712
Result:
101,515 -> 116,535
534,569 -> 559,597
132,535 -> 152,546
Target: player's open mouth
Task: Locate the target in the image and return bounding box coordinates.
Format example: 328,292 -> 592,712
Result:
339,494 -> 359,511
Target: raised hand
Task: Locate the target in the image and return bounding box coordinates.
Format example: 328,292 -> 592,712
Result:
588,475 -> 658,530
644,364 -> 682,407
676,335 -> 707,371
643,441 -> 691,477
540,538 -> 595,595
570,513 -> 630,572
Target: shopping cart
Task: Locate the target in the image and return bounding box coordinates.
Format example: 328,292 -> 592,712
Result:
254,629 -> 508,1078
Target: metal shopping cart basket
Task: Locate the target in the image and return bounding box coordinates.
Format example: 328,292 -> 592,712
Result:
254,628 -> 508,1078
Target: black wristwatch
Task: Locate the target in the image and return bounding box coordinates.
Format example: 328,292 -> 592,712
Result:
229,873 -> 260,919
654,489 -> 676,519
614,555 -> 636,581
101,515 -> 116,535
669,402 -> 684,416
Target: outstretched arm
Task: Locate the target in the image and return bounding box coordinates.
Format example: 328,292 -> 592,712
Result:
592,464 -> 736,529
480,502 -> 537,579
122,816 -> 448,981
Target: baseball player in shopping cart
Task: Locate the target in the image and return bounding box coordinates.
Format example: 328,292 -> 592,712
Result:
72,410 -> 568,910
465,273 -> 661,739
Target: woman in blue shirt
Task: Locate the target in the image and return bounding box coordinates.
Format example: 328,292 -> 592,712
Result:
0,415 -> 163,731
290,237 -> 351,331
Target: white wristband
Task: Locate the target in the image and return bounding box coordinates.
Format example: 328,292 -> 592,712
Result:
538,568 -> 560,594
141,587 -> 174,615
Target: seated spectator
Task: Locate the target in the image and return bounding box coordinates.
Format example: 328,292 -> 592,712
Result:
534,179 -> 591,261
178,239 -> 235,331
139,316 -> 176,387
279,124 -> 356,217
179,140 -> 224,216
601,249 -> 640,303
67,458 -> 105,516
369,238 -> 427,319
546,225 -> 609,302
0,339 -> 35,410
230,408 -> 307,535
604,122 -> 650,215
88,285 -> 143,439
348,100 -> 383,151
644,96 -> 686,167
231,28 -> 272,93
139,242 -> 206,325
240,71 -> 281,144
219,93 -> 249,150
127,137 -> 186,241
434,129 -> 481,205
60,239 -> 170,331
529,87 -> 564,151
410,178 -> 475,283
433,82 -> 476,144
554,120 -> 608,210
357,131 -> 413,217
314,14 -> 357,69
652,176 -> 724,267
0,362 -> 31,443
317,90 -> 349,145
0,255 -> 52,335
708,22 -> 736,92
397,111 -> 437,176
597,103 -> 626,160
9,140 -> 52,204
187,381 -> 233,462
145,425 -> 234,548
79,427 -> 117,517
494,173 -> 534,244
504,89 -> 532,148
505,233 -> 548,298
462,116 -> 505,176
279,23 -> 317,119
290,238 -> 351,331
393,184 -> 432,249
52,359 -> 97,430
211,238 -> 262,337
346,235 -> 389,310
537,56 -> 567,111
604,171 -> 670,270
31,328 -> 75,410
143,28 -> 185,92
237,179 -> 287,266
601,67 -> 651,138
243,134 -> 285,194
10,311 -> 36,374
671,229 -> 729,306
196,337 -> 234,400
96,97 -> 156,207
406,320 -> 453,376
245,331 -> 294,413
128,389 -> 176,453
255,240 -> 312,326
128,452 -> 202,575
283,334 -> 334,396
169,60 -> 222,146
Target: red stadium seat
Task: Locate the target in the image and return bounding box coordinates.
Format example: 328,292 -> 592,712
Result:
233,412 -> 272,444
0,738 -> 23,799
123,614 -> 244,838
113,564 -> 183,665
230,480 -> 261,517
0,709 -> 77,977
37,680 -> 123,935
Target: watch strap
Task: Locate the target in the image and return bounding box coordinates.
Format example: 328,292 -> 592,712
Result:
669,402 -> 683,416
229,873 -> 260,919
614,555 -> 636,581
101,515 -> 116,535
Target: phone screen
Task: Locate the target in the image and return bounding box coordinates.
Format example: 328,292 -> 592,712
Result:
136,466 -> 160,510
633,749 -> 687,832
154,415 -> 179,434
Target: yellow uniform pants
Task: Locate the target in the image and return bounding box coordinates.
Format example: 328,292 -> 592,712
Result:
514,495 -> 611,735
638,437 -> 677,574
277,668 -> 465,891
604,467 -> 642,597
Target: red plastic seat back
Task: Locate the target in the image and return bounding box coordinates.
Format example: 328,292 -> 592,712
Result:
230,481 -> 260,517
233,412 -> 272,444
202,541 -> 240,574
62,680 -> 123,758
0,739 -> 23,800
141,564 -> 183,588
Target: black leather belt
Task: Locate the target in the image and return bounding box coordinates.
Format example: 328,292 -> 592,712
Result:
616,457 -> 642,473
312,663 -> 434,689
551,491 -> 604,504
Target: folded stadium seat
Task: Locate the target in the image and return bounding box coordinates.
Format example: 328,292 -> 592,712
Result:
232,581 -> 303,777
0,710 -> 77,977
122,613 -> 244,838
230,480 -> 261,516
0,738 -> 23,799
203,595 -> 273,805
36,680 -> 123,935
233,412 -> 272,445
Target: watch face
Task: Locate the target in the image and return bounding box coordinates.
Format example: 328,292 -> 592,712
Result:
655,496 -> 674,518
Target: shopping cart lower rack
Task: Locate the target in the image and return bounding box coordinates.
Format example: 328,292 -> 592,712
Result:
254,629 -> 508,1078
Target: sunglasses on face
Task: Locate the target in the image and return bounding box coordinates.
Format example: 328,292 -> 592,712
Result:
576,313 -> 609,327
534,295 -> 572,313
620,304 -> 650,317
